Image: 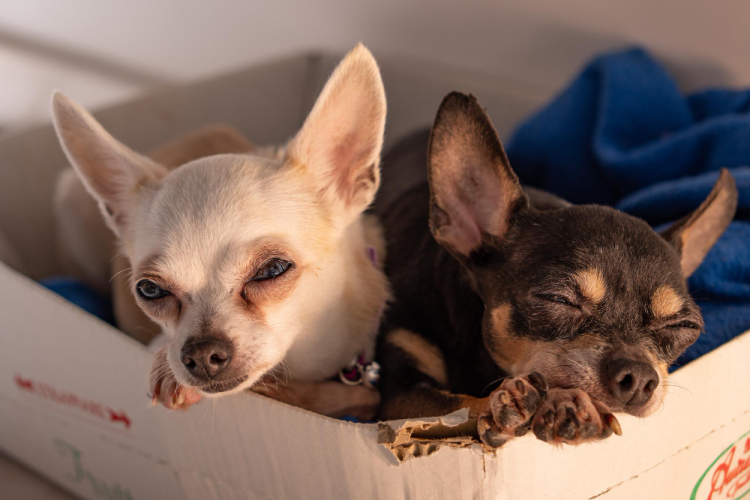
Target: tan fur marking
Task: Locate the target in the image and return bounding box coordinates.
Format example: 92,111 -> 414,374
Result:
575,268 -> 606,304
487,304 -> 536,373
651,285 -> 683,318
656,362 -> 668,381
387,328 -> 448,386
378,389 -> 487,421
453,393 -> 489,418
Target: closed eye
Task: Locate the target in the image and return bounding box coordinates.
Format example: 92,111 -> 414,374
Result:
665,320 -> 701,330
536,294 -> 580,309
655,319 -> 702,359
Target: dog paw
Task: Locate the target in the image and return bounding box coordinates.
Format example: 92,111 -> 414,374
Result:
532,388 -> 621,445
478,372 -> 548,448
149,348 -> 202,410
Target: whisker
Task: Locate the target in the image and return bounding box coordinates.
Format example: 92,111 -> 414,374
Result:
108,266 -> 134,283
110,252 -> 126,263
481,376 -> 509,396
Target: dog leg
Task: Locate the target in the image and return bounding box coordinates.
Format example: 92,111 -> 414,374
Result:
149,347 -> 202,410
252,381 -> 380,421
378,376 -> 547,448
378,328 -> 547,447
531,388 -> 621,445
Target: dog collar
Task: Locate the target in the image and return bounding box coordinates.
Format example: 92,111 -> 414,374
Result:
338,246 -> 383,389
339,353 -> 380,389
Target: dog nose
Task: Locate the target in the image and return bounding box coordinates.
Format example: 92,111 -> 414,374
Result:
181,338 -> 233,380
606,359 -> 658,407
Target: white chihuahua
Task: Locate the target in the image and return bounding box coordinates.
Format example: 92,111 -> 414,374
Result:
52,44 -> 390,419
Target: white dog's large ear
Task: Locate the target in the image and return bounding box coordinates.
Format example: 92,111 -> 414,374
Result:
287,43 -> 386,225
427,92 -> 528,259
51,92 -> 167,238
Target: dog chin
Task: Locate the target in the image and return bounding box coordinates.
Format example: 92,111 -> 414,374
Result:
197,374 -> 251,395
622,395 -> 663,418
170,358 -> 279,398
194,368 -> 272,398
595,388 -> 664,418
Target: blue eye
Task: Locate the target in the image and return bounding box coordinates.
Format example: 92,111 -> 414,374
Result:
136,279 -> 170,299
251,259 -> 292,281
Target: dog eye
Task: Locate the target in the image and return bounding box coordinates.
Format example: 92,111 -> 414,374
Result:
251,259 -> 292,281
538,294 -> 579,308
136,279 -> 170,300
666,320 -> 701,330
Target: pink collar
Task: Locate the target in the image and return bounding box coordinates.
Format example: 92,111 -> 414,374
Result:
338,246 -> 383,389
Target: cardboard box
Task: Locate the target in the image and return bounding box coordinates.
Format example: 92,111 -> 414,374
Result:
1,53 -> 749,500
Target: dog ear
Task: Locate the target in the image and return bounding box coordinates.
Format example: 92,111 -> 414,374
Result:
660,168 -> 738,277
51,91 -> 167,238
286,43 -> 386,225
427,92 -> 528,258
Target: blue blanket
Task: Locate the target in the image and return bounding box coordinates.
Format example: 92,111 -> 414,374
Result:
506,48 -> 750,367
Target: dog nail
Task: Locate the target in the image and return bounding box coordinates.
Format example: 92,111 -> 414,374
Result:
478,416 -> 491,434
498,391 -> 511,405
605,414 -> 622,436
527,372 -> 548,392
515,380 -> 526,394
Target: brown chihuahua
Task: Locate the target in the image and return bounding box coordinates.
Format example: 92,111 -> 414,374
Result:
375,92 -> 737,447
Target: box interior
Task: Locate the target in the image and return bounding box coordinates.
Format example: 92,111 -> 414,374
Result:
0,52 -> 549,280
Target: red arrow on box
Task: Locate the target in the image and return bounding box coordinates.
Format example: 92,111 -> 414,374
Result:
108,409 -> 131,429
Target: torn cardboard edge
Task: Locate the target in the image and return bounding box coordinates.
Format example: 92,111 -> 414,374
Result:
374,328 -> 750,464
377,408 -> 492,462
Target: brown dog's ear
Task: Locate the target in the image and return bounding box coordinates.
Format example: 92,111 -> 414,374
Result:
287,44 -> 386,226
51,92 -> 167,238
427,92 -> 527,257
660,168 -> 738,277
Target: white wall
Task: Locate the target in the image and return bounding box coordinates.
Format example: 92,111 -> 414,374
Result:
1,0 -> 749,133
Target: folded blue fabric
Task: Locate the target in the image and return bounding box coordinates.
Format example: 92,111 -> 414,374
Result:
40,276 -> 115,326
506,48 -> 750,367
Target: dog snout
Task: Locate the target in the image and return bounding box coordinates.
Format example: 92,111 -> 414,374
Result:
605,358 -> 658,407
181,337 -> 234,381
